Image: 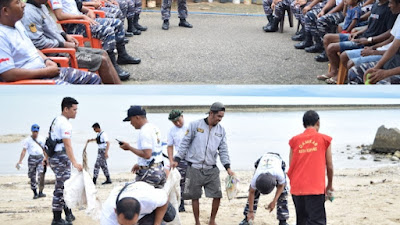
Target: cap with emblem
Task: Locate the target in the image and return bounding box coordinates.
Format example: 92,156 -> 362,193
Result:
209,102 -> 225,112
31,124 -> 40,132
168,109 -> 183,121
123,106 -> 146,122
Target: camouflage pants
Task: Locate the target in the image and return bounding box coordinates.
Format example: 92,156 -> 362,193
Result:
316,11 -> 344,41
49,153 -> 71,211
63,17 -> 125,52
54,67 -> 101,85
28,155 -> 44,191
135,164 -> 167,188
101,6 -> 124,20
348,61 -> 400,85
291,1 -> 311,26
116,0 -> 134,19
262,0 -> 291,19
93,148 -> 110,178
304,1 -> 326,33
243,155 -> 289,221
161,0 -> 188,20
177,160 -> 188,196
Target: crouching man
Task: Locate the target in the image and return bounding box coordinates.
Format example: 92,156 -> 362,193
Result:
100,181 -> 176,225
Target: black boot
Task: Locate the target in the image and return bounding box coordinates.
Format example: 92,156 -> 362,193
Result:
133,14 -> 147,31
124,38 -> 129,44
116,44 -> 141,65
315,50 -> 328,62
294,31 -> 312,49
292,26 -> 305,41
38,191 -> 46,198
179,18 -> 193,28
102,176 -> 112,185
162,19 -> 169,30
93,177 -> 97,185
305,36 -> 324,53
107,51 -> 131,81
262,14 -> 274,31
51,211 -> 72,225
64,207 -> 75,223
279,220 -> 289,225
33,189 -> 38,199
127,17 -> 141,35
179,199 -> 185,212
264,16 -> 279,32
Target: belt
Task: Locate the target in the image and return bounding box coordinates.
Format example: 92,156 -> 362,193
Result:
187,162 -> 217,169
53,150 -> 66,155
139,162 -> 162,170
98,148 -> 106,151
29,155 -> 44,159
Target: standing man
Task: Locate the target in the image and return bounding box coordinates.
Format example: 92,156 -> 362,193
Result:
239,153 -> 289,225
167,109 -> 188,212
16,124 -> 47,199
120,105 -> 167,188
287,110 -> 333,225
161,0 -> 192,30
172,102 -> 235,225
49,97 -> 83,225
88,122 -> 112,185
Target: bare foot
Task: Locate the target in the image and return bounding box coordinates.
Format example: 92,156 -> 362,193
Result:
208,221 -> 217,225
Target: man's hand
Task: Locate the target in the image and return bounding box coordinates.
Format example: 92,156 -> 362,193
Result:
44,65 -> 60,77
15,162 -> 21,169
87,9 -> 96,19
105,152 -> 109,159
360,47 -> 376,56
83,15 -> 99,25
42,158 -> 47,167
302,5 -> 311,14
170,160 -> 178,169
266,201 -> 276,212
364,68 -> 387,84
271,2 -> 276,10
353,37 -> 369,46
64,41 -> 76,48
73,162 -> 83,171
131,164 -> 139,173
246,211 -> 255,221
65,35 -> 79,48
227,168 -> 235,176
317,10 -> 325,18
119,142 -> 131,151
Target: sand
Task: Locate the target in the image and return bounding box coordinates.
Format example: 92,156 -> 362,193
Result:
1,165 -> 400,225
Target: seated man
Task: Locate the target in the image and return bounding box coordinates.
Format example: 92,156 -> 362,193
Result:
316,0 -> 396,83
0,0 -> 101,84
262,0 -> 291,32
239,153 -> 289,225
50,0 -> 141,71
21,0 -> 129,82
100,181 -> 176,225
290,0 -> 311,41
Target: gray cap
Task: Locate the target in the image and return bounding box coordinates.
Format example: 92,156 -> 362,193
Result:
255,173 -> 276,194
210,102 -> 225,112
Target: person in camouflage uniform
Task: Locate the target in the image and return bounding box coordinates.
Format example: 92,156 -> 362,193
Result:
262,0 -> 292,32
160,0 -> 192,30
120,106 -> 167,188
290,0 -> 311,41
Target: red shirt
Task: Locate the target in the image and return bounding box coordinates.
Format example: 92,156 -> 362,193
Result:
287,128 -> 332,195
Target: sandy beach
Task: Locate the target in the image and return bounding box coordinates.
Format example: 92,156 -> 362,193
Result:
1,165 -> 399,225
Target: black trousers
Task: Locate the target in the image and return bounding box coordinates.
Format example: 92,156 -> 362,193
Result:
292,194 -> 326,225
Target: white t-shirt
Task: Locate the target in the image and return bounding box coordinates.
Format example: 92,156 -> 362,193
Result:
167,123 -> 188,154
0,21 -> 45,74
97,131 -> 109,149
335,0 -> 343,6
377,15 -> 400,51
250,153 -> 286,190
22,135 -> 45,156
100,181 -> 168,225
50,115 -> 72,152
50,0 -> 82,15
137,123 -> 163,166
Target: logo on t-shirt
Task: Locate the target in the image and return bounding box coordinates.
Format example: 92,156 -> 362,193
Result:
298,139 -> 318,153
0,58 -> 10,63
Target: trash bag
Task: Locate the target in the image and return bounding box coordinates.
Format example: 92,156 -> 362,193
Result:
225,175 -> 239,200
64,170 -> 102,220
163,168 -> 181,225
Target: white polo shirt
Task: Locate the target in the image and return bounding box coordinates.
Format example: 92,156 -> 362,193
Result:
100,181 -> 168,225
97,131 -> 109,149
137,123 -> 163,166
167,123 -> 188,154
50,115 -> 72,152
22,135 -> 46,156
250,153 -> 286,190
50,0 -> 82,15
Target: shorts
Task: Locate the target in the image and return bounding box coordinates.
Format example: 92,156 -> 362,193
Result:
182,166 -> 222,200
345,49 -> 383,66
339,40 -> 363,53
76,47 -> 103,72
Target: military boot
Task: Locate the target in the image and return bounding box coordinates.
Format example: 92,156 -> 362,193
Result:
102,176 -> 112,185
107,51 -> 131,81
262,14 -> 273,31
179,19 -> 193,28
292,26 -> 305,41
127,16 -> 141,35
264,16 -> 279,32
116,44 -> 141,65
133,14 -> 147,31
64,207 -> 75,223
305,35 -> 324,53
162,19 -> 169,30
294,31 -> 313,49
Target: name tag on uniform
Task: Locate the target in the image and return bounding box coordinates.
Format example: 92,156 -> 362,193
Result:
215,133 -> 222,137
29,23 -> 37,33
185,129 -> 189,135
197,128 -> 204,133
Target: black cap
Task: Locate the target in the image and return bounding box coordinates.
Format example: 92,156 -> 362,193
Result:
255,173 -> 276,194
209,102 -> 225,112
123,106 -> 146,122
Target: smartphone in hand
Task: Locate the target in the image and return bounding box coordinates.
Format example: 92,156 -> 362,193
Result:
115,139 -> 123,145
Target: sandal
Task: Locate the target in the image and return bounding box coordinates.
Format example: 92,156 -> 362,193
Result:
325,77 -> 337,84
317,74 -> 331,81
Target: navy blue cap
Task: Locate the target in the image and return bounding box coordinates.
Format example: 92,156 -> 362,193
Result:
31,124 -> 40,132
123,106 -> 146,122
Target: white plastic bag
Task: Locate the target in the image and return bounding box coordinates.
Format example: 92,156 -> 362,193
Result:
163,169 -> 181,225
225,175 -> 239,200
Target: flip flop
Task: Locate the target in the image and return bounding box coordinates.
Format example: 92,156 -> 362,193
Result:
325,77 -> 337,84
317,74 -> 331,80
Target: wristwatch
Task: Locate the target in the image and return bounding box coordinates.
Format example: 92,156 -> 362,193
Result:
368,37 -> 373,44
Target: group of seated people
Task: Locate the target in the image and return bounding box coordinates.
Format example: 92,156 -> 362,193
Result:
265,0 -> 400,84
0,0 -> 146,84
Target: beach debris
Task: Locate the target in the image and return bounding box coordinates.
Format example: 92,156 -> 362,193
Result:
370,179 -> 387,185
391,156 -> 399,162
225,175 -> 239,200
360,156 -> 367,160
356,146 -> 361,149
374,156 -> 382,162
361,149 -> 370,155
348,156 -> 354,160
371,125 -> 400,154
394,151 -> 400,158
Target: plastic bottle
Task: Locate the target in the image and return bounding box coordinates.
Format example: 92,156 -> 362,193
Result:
326,190 -> 334,202
365,73 -> 371,85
